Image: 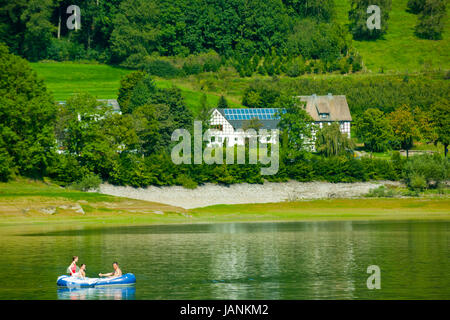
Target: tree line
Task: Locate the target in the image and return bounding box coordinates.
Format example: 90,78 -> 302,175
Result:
2,1 -> 445,73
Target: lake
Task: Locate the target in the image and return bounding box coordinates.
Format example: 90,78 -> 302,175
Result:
0,220 -> 449,300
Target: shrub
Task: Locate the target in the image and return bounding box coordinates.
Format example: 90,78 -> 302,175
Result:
46,39 -> 86,61
365,186 -> 397,197
71,173 -> 102,191
182,61 -> 203,75
120,53 -> 149,69
409,174 -> 427,191
47,154 -> 84,185
404,154 -> 449,190
144,59 -> 182,78
175,174 -> 198,189
0,149 -> 13,182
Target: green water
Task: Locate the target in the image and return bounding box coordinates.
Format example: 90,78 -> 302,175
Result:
0,220 -> 449,300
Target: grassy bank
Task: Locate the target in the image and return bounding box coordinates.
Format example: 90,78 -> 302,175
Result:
0,180 -> 449,227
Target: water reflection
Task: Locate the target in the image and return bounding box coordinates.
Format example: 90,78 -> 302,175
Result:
1,220 -> 449,299
57,286 -> 136,300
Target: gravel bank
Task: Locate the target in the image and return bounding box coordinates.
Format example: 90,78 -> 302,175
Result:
99,181 -> 389,209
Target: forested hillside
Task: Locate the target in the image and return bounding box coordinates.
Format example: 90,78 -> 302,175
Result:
1,0 -> 448,73
0,1 -> 449,191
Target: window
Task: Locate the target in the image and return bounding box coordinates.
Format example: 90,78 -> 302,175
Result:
320,113 -> 329,119
211,124 -> 223,130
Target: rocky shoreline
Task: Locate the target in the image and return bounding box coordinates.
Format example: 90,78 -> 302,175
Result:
99,181 -> 395,209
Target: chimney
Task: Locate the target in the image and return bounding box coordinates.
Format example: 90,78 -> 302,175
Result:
328,93 -> 332,99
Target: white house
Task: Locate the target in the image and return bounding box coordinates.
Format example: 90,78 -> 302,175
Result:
208,94 -> 352,147
297,94 -> 352,139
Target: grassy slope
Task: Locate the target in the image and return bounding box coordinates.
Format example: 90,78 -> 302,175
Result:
31,62 -> 244,114
335,0 -> 450,72
30,62 -> 130,100
0,180 -> 449,226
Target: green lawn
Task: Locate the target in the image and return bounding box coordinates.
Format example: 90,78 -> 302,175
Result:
335,0 -> 450,72
30,62 -> 130,101
31,62 -> 245,114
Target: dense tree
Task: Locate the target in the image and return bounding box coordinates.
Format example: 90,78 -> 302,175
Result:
242,80 -> 282,108
430,99 -> 450,157
131,104 -> 174,155
197,93 -> 212,124
286,18 -> 350,62
315,123 -> 355,157
283,0 -> 335,22
109,0 -> 160,63
349,0 -> 392,40
8,0 -> 55,61
217,95 -> 229,109
277,97 -> 313,159
415,0 -> 447,40
0,43 -> 57,178
128,75 -> 158,113
0,0 -> 359,71
354,108 -> 393,152
117,70 -> 147,114
413,107 -> 437,144
388,105 -> 421,157
407,0 -> 426,13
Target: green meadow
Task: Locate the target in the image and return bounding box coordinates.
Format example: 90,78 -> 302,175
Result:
30,62 -> 130,100
31,62 -> 245,114
335,0 -> 450,72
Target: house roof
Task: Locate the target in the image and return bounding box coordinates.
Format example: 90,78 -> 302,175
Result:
57,99 -> 121,113
297,94 -> 352,122
97,99 -> 121,113
216,108 -> 281,130
214,94 -> 351,130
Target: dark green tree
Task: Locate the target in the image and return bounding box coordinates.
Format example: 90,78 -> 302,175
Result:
355,108 -> 393,152
349,0 -> 392,40
277,97 -> 313,160
282,0 -> 335,22
407,0 -> 426,13
217,95 -> 229,109
0,43 -> 57,178
117,70 -> 147,114
430,99 -> 450,157
109,0 -> 160,62
415,0 -> 447,40
198,93 -> 212,125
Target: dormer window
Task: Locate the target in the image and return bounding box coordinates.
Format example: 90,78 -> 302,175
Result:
320,113 -> 329,119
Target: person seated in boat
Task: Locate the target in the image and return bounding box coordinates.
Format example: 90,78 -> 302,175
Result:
73,264 -> 86,279
99,262 -> 122,278
67,256 -> 78,276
